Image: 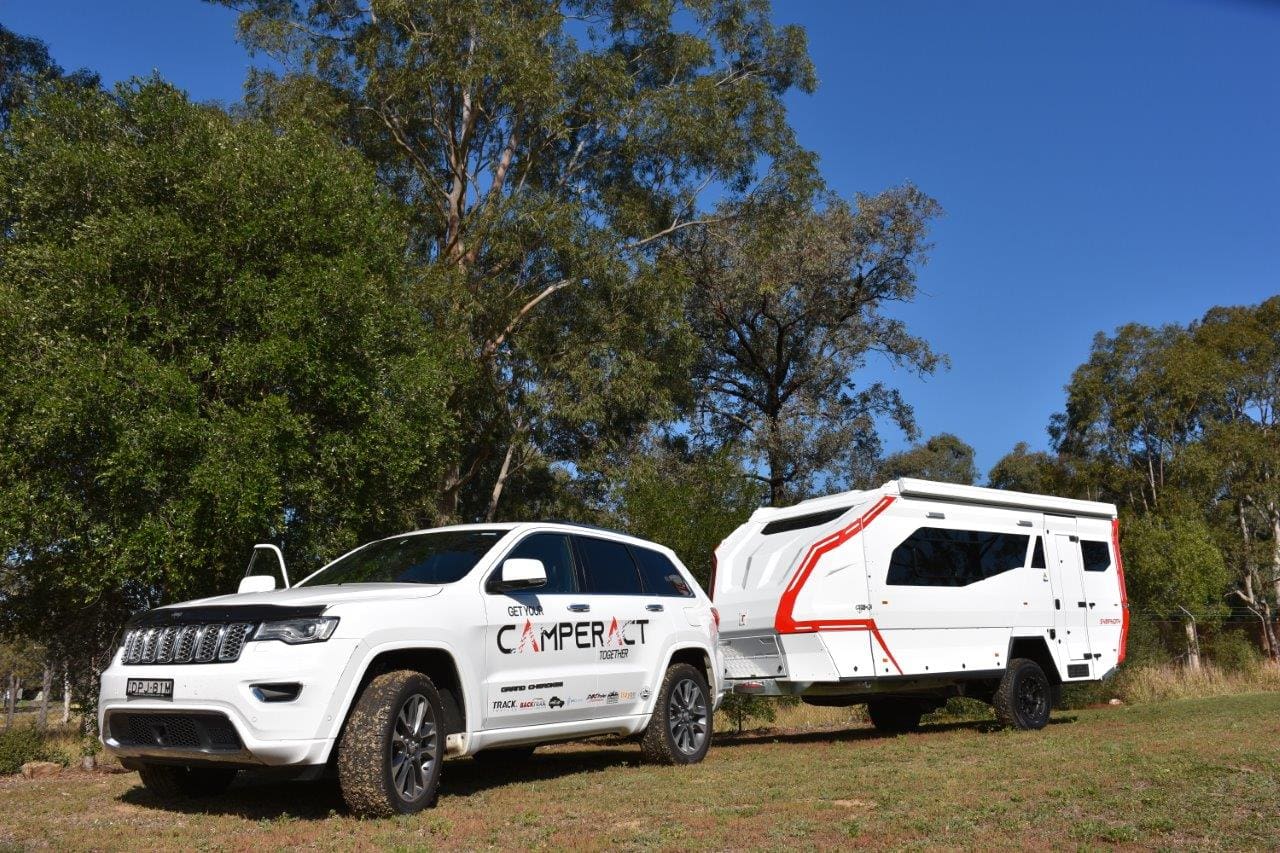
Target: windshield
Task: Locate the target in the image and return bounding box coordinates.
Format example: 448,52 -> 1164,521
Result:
298,529 -> 508,587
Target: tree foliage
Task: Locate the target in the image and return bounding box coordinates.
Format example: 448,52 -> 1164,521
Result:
0,81 -> 459,658
879,433 -> 977,486
680,188 -> 944,504
213,0 -> 819,519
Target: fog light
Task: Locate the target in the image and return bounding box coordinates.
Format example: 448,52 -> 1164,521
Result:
251,682 -> 302,703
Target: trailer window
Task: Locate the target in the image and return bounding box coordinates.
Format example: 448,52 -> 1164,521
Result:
760,507 -> 851,535
887,528 -> 1031,587
1030,537 -> 1046,569
1080,540 -> 1111,572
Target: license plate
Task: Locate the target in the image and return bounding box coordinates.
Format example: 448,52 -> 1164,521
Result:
126,678 -> 173,699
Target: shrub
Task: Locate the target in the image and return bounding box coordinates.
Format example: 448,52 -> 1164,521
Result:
0,726 -> 64,775
1206,631 -> 1262,673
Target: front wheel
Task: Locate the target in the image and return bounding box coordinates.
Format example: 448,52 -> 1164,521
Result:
641,663 -> 712,765
337,670 -> 445,816
137,764 -> 237,800
993,658 -> 1052,730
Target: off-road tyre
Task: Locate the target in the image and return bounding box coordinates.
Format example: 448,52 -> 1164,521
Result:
993,658 -> 1052,730
641,663 -> 712,765
472,746 -> 536,765
137,763 -> 237,799
866,698 -> 925,734
337,669 -> 445,816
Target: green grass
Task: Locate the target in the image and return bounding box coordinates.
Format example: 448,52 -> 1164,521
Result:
1,693 -> 1278,850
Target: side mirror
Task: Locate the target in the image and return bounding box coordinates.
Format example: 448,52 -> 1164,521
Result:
498,558 -> 547,591
238,575 -> 277,595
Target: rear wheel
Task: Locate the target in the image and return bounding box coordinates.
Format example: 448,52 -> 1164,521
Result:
866,698 -> 924,734
137,764 -> 237,800
641,663 -> 712,765
993,658 -> 1052,730
337,670 -> 444,816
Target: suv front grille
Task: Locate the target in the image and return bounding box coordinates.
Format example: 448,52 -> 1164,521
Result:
121,622 -> 254,665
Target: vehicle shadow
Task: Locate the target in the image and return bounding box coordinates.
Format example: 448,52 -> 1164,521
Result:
115,746 -> 645,820
712,714 -> 1077,748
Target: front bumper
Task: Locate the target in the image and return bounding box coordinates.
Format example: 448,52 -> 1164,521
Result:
99,638 -> 360,767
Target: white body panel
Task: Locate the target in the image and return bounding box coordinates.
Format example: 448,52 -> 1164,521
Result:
99,523 -> 721,769
714,479 -> 1128,695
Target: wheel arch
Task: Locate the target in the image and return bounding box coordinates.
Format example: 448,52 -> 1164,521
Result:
332,644 -> 469,753
665,643 -> 715,689
1007,635 -> 1062,685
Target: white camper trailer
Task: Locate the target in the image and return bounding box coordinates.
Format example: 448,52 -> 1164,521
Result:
712,478 -> 1129,731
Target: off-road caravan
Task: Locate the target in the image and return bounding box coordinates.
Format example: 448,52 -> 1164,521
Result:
713,478 -> 1128,731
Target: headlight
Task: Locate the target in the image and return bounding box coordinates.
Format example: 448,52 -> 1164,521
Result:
253,616 -> 339,645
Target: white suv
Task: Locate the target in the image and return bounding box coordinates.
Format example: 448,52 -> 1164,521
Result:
98,523 -> 721,815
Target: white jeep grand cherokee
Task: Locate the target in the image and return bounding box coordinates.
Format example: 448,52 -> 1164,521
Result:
99,523 -> 721,815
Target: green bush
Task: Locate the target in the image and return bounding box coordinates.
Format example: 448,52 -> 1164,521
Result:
0,727 -> 63,775
1207,630 -> 1263,673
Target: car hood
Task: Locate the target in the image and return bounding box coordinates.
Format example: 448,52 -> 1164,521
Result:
166,583 -> 446,610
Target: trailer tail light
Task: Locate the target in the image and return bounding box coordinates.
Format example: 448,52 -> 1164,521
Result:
734,681 -> 765,694
1112,517 -> 1130,664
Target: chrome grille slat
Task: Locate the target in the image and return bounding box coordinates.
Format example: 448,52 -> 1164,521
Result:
121,621 -> 255,665
155,626 -> 178,663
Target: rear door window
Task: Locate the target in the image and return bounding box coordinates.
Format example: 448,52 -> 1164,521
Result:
574,536 -> 645,595
631,547 -> 694,597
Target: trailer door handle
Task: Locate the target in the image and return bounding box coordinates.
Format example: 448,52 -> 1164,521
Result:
1077,601 -> 1087,609
646,604 -> 665,612
1055,599 -> 1061,610
568,603 -> 590,613
1088,602 -> 1095,609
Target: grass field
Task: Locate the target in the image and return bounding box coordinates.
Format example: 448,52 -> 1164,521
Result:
1,692 -> 1278,851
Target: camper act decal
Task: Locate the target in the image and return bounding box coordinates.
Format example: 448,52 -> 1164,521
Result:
497,616 -> 650,660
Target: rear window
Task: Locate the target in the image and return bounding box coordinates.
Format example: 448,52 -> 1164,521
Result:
575,536 -> 645,595
1081,540 -> 1111,572
761,507 -> 850,536
631,547 -> 694,597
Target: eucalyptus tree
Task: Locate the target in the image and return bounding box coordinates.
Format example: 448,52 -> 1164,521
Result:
0,81 -> 458,690
679,187 -> 943,504
213,0 -> 818,518
879,433 -> 978,486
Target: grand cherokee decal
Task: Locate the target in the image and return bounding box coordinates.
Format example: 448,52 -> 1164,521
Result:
497,617 -> 650,657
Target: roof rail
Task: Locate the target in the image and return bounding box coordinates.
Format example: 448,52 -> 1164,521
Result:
544,519 -> 633,537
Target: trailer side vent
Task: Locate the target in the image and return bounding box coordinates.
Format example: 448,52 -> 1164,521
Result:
760,507 -> 851,536
1067,664 -> 1090,678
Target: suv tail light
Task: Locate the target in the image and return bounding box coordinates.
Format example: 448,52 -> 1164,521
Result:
711,607 -> 720,631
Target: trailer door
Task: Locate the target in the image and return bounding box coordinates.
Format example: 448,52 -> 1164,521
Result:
1046,516 -> 1093,671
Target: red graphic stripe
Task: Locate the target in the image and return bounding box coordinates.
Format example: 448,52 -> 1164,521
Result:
1112,517 -> 1130,664
773,495 -> 902,674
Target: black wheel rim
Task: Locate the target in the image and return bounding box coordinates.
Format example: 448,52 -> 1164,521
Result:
390,693 -> 437,801
1017,674 -> 1047,722
667,677 -> 708,755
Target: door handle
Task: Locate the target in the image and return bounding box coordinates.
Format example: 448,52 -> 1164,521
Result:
646,604 -> 664,612
1077,601 -> 1087,609
567,603 -> 590,613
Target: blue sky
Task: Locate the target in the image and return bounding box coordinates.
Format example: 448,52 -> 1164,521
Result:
6,1 -> 1278,479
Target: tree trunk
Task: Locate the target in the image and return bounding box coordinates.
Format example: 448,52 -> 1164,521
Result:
1183,616 -> 1201,672
37,662 -> 52,729
484,431 -> 522,522
61,661 -> 71,726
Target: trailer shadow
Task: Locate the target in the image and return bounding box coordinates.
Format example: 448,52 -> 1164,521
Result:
115,745 -> 645,821
712,715 -> 1078,748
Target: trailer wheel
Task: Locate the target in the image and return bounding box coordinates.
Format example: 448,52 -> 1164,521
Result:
641,663 -> 712,765
137,764 -> 236,800
337,669 -> 444,816
993,658 -> 1052,730
866,699 -> 924,734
